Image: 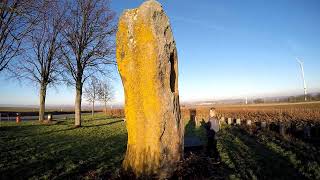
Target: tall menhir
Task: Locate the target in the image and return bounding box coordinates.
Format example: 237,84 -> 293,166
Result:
116,0 -> 183,178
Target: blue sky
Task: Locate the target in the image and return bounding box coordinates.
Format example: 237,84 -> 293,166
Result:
0,0 -> 320,106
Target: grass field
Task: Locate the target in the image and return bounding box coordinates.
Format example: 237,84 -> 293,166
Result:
1,112 -> 320,179
218,126 -> 320,179
0,114 -> 127,179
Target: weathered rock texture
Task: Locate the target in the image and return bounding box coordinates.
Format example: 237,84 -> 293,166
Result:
116,0 -> 183,178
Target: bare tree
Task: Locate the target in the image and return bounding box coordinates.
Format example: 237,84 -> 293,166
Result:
60,0 -> 116,127
0,0 -> 35,72
83,76 -> 100,120
13,0 -> 65,121
98,80 -> 113,114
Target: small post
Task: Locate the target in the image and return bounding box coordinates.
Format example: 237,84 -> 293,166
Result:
304,124 -> 311,139
279,123 -> 286,136
227,118 -> 232,125
220,117 -> 225,124
247,120 -> 252,126
261,121 -> 267,129
47,114 -> 52,121
16,113 -> 21,123
236,119 -> 241,125
190,109 -> 197,126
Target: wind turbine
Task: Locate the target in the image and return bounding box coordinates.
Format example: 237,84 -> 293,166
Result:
297,58 -> 307,101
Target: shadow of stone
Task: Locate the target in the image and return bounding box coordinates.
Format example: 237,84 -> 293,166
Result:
170,153 -> 232,180
184,118 -> 207,155
184,118 -> 196,137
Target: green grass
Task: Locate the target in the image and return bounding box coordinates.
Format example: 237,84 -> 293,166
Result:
0,114 -> 127,179
184,119 -> 207,143
1,116 -> 320,179
184,121 -> 320,179
217,126 -> 320,180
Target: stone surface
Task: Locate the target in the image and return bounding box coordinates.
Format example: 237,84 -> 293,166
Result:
236,118 -> 241,125
228,118 -> 232,125
116,0 -> 183,177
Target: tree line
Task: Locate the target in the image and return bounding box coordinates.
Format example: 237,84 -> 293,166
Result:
0,0 -> 116,127
84,76 -> 113,120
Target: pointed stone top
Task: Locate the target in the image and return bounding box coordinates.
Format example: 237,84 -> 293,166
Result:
141,0 -> 162,7
121,0 -> 163,18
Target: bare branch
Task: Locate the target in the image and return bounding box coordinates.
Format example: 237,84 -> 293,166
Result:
0,0 -> 37,72
83,76 -> 100,103
97,80 -> 114,106
13,0 -> 65,88
60,0 -> 117,85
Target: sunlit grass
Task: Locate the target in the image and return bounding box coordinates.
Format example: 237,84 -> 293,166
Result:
0,114 -> 127,179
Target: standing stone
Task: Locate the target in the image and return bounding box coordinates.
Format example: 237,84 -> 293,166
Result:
116,0 -> 183,178
227,118 -> 232,125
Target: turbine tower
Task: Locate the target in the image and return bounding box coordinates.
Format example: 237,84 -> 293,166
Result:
297,58 -> 307,101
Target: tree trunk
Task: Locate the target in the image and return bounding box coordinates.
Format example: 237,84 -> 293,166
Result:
91,101 -> 95,120
104,101 -> 107,115
75,80 -> 82,127
39,82 -> 47,122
